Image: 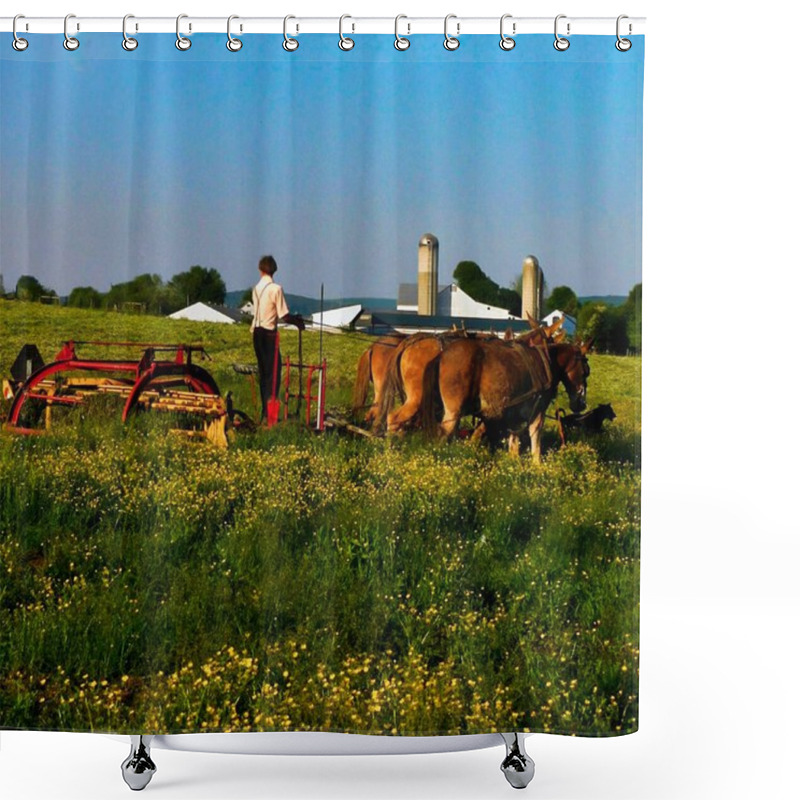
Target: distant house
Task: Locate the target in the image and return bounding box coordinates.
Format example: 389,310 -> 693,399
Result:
168,302 -> 247,324
542,309 -> 577,337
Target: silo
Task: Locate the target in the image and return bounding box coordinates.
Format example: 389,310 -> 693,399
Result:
417,234 -> 439,316
521,255 -> 542,322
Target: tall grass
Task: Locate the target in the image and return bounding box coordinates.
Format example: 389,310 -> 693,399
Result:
0,302 -> 639,736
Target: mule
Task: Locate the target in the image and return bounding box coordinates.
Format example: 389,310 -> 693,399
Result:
420,335 -> 592,460
351,333 -> 406,425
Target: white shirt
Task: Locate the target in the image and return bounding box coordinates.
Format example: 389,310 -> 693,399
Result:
251,275 -> 290,332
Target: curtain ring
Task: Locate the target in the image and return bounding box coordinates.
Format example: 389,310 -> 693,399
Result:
394,15 -> 410,51
443,14 -> 459,51
227,15 -> 242,51
339,14 -> 354,50
12,14 -> 28,51
63,13 -> 79,51
554,14 -> 570,51
499,14 -> 515,50
283,15 -> 299,51
122,14 -> 138,51
616,15 -> 632,51
176,14 -> 191,50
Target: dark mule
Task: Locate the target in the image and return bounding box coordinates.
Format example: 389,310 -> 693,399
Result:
351,334 -> 406,425
420,334 -> 592,460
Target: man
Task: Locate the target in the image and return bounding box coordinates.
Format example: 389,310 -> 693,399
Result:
250,255 -> 305,423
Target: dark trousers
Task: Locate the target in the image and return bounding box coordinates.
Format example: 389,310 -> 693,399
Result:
253,328 -> 281,419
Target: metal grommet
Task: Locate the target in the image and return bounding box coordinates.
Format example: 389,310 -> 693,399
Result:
554,14 -> 570,51
227,15 -> 242,51
12,15 -> 28,51
339,14 -> 354,51
176,13 -> 191,51
616,14 -> 632,51
122,14 -> 138,51
283,15 -> 299,51
443,14 -> 460,51
394,14 -> 410,50
63,13 -> 79,51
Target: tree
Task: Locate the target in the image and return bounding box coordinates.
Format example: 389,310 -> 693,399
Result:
452,261 -> 520,314
68,286 -> 103,309
104,273 -> 166,313
168,266 -> 227,308
577,301 -> 628,354
15,275 -> 55,302
623,283 -> 642,353
546,285 -> 579,317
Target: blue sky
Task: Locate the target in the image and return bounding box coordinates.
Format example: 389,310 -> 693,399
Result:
1,33 -> 643,300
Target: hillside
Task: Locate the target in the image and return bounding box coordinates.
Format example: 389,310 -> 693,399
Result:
226,290 -> 395,316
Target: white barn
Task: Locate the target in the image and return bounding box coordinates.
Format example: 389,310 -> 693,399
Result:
397,282 -> 519,320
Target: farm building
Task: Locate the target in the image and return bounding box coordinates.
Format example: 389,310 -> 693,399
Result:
168,302 -> 247,324
310,304 -> 363,332
367,234 -> 546,335
542,310 -> 577,337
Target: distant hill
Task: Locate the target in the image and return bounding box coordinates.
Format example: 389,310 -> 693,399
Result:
578,295 -> 627,307
226,290 -> 395,316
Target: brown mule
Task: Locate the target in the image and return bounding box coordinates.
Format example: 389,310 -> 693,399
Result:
351,334 -> 407,425
420,335 -> 592,460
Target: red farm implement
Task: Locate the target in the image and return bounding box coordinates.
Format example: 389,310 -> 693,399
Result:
2,340 -> 251,447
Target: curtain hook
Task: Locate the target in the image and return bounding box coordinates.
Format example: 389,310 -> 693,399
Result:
339,14 -> 354,50
176,14 -> 191,50
122,14 -> 138,51
283,15 -> 299,51
394,14 -> 410,51
616,14 -> 632,51
63,13 -> 79,51
554,14 -> 570,51
443,14 -> 459,51
12,14 -> 28,51
499,14 -> 515,51
227,15 -> 242,51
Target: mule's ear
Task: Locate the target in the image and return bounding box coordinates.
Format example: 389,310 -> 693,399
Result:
545,316 -> 565,336
504,327 -> 514,341
580,337 -> 595,354
526,312 -> 540,330
554,331 -> 566,343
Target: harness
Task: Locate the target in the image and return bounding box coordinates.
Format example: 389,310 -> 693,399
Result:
501,343 -> 556,433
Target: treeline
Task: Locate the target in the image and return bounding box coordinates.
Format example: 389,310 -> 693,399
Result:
549,283 -> 642,354
6,267 -> 226,315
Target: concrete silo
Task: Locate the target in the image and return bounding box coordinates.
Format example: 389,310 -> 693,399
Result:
417,234 -> 439,316
521,255 -> 544,322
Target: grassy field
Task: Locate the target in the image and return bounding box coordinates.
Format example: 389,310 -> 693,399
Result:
0,301 -> 640,737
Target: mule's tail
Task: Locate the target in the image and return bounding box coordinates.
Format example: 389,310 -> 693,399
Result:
352,347 -> 372,419
420,354 -> 442,437
374,345 -> 404,432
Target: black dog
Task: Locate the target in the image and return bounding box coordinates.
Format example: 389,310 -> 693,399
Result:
557,403 -> 616,444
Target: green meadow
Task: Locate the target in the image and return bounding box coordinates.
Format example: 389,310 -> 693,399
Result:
0,302 -> 640,737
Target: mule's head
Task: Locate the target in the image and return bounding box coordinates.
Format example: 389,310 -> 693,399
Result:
555,341 -> 592,413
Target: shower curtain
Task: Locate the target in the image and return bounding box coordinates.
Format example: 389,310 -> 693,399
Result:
0,24 -> 643,739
